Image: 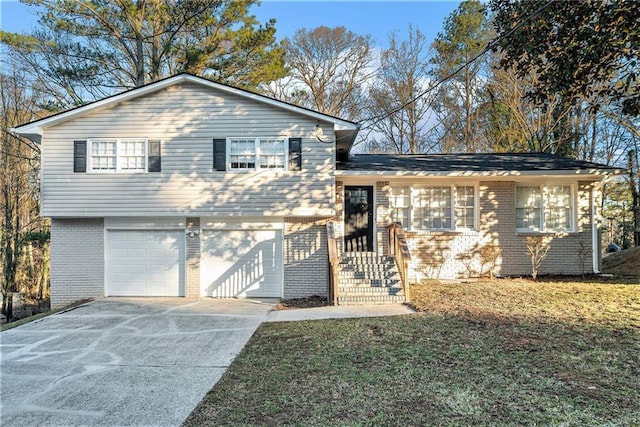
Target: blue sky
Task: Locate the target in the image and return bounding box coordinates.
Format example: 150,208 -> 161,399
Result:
1,0 -> 461,48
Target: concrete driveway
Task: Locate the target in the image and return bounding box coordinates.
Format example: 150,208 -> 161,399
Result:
0,297 -> 275,427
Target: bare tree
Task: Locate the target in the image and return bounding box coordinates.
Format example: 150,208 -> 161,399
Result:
0,71 -> 46,320
366,25 -> 434,153
485,57 -> 579,154
277,26 -> 375,120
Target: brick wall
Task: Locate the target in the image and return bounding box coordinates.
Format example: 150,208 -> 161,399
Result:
404,181 -> 596,281
405,229 -> 490,280
185,217 -> 200,298
376,181 -> 390,255
334,181 -> 345,254
498,181 -> 595,276
283,217 -> 329,298
50,218 -> 104,308
332,179 -> 598,281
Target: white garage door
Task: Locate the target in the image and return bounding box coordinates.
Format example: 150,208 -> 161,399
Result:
106,230 -> 185,296
201,229 -> 283,297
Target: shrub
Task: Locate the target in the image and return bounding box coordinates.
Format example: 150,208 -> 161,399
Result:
479,244 -> 501,279
525,236 -> 552,280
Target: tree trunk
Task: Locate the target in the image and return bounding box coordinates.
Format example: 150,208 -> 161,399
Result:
5,291 -> 13,322
136,33 -> 145,87
25,241 -> 34,289
38,241 -> 49,300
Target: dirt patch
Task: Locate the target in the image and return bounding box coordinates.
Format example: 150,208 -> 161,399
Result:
602,247 -> 640,277
275,295 -> 329,310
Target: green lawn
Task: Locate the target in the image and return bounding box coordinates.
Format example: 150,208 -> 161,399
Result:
184,279 -> 640,426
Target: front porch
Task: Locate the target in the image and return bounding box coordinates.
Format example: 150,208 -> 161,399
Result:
327,221 -> 411,305
325,181 -> 412,305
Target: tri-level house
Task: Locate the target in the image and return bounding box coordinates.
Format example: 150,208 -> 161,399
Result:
14,74 -> 621,308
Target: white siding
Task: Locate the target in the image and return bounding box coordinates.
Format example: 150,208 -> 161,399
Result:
41,83 -> 335,217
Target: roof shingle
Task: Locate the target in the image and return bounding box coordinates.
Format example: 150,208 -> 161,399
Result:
337,153 -> 620,173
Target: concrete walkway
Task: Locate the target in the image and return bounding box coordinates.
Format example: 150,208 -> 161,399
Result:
1,298 -> 415,427
266,303 -> 415,322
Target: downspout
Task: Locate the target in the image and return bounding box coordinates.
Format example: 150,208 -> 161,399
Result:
592,183 -> 600,274
591,177 -> 615,274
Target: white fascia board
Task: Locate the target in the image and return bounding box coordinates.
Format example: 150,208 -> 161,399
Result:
335,169 -> 621,179
12,74 -> 358,138
12,75 -> 186,136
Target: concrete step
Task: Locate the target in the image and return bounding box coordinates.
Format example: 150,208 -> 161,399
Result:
336,253 -> 404,305
339,264 -> 396,270
340,258 -> 396,265
338,286 -> 403,296
337,295 -> 406,305
338,271 -> 401,279
338,279 -> 402,287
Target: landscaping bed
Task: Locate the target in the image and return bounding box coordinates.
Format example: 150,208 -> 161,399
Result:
275,295 -> 329,310
184,278 -> 639,426
1,298 -> 90,331
0,295 -> 50,325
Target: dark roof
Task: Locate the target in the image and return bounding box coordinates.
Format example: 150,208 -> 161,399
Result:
337,153 -> 621,173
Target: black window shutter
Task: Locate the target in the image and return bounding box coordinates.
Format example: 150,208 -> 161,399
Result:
213,138 -> 226,171
148,140 -> 161,172
73,140 -> 87,172
288,138 -> 302,171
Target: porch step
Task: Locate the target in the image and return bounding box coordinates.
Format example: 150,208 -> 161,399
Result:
336,254 -> 406,305
340,256 -> 396,264
338,279 -> 401,286
337,295 -> 406,305
339,271 -> 401,279
338,286 -> 403,296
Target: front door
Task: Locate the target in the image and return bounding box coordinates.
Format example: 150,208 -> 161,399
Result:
344,186 -> 374,252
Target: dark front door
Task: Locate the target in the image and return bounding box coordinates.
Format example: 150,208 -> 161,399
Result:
344,186 -> 374,252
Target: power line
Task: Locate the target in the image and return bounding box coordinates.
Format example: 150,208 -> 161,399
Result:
359,0 -> 555,133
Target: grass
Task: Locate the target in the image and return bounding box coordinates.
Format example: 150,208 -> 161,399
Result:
184,278 -> 640,426
602,246 -> 640,276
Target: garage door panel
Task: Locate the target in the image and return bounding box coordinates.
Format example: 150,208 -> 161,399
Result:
201,230 -> 283,297
106,230 -> 185,297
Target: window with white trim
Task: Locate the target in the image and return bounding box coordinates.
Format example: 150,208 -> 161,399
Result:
389,185 -> 476,231
228,137 -> 287,170
456,186 -> 475,229
516,185 -> 573,232
389,186 -> 410,228
88,138 -> 147,173
414,186 -> 452,229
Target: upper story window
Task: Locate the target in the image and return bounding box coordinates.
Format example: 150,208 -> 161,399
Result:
228,137 -> 287,170
390,185 -> 476,231
88,138 -> 147,173
516,185 -> 574,232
